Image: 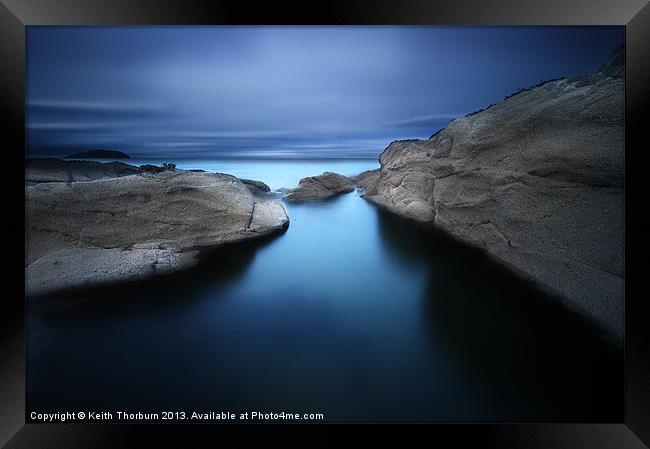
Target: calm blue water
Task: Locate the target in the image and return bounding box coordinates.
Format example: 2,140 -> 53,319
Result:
102,157 -> 378,191
27,159 -> 621,423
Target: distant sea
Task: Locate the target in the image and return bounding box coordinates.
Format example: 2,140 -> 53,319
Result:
66,157 -> 380,191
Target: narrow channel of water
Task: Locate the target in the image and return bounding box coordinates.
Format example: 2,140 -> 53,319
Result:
27,159 -> 621,422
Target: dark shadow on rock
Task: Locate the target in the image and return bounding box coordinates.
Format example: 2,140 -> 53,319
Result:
26,229 -> 288,412
28,229 -> 287,321
375,208 -> 623,422
282,190 -> 355,205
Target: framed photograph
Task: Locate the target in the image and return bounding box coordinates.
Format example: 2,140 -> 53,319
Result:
1,0 -> 649,447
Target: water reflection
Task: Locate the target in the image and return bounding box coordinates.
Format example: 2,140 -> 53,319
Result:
27,182 -> 621,422
27,232 -> 285,412
29,231 -> 285,318
375,209 -> 622,421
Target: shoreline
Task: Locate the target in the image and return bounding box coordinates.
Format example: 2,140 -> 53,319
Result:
25,157 -> 621,349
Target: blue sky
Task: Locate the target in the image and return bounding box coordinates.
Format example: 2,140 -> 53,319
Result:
27,26 -> 623,159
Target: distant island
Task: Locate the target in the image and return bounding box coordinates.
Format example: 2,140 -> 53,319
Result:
64,149 -> 130,159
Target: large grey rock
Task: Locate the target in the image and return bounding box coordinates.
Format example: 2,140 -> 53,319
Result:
26,158 -> 140,185
285,171 -> 354,201
26,171 -> 289,295
361,47 -> 624,339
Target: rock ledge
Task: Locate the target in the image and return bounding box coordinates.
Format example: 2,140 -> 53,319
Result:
285,172 -> 354,201
26,170 -> 289,295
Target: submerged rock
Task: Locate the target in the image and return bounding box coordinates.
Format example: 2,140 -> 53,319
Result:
26,171 -> 289,295
285,172 -> 354,201
360,46 -> 624,339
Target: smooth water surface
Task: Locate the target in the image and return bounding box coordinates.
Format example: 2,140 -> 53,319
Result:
87,157 -> 378,191
27,159 -> 622,422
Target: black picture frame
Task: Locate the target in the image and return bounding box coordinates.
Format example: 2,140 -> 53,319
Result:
2,0 -> 649,447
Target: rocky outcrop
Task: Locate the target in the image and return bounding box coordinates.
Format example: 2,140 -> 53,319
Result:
240,178 -> 272,195
26,171 -> 289,295
360,47 -> 624,339
65,149 -> 130,159
26,158 -> 141,185
285,172 -> 354,201
352,169 -> 380,192
138,164 -> 166,174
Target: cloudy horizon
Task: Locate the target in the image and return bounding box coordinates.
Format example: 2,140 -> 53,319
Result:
27,26 -> 623,159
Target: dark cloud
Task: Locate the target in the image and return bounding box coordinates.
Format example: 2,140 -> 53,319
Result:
26,26 -> 624,159
29,100 -> 167,114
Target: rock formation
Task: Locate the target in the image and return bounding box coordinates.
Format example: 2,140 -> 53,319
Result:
26,171 -> 289,295
240,178 -> 272,195
352,169 -> 380,192
26,158 -> 140,185
360,47 -> 624,339
285,172 -> 354,201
